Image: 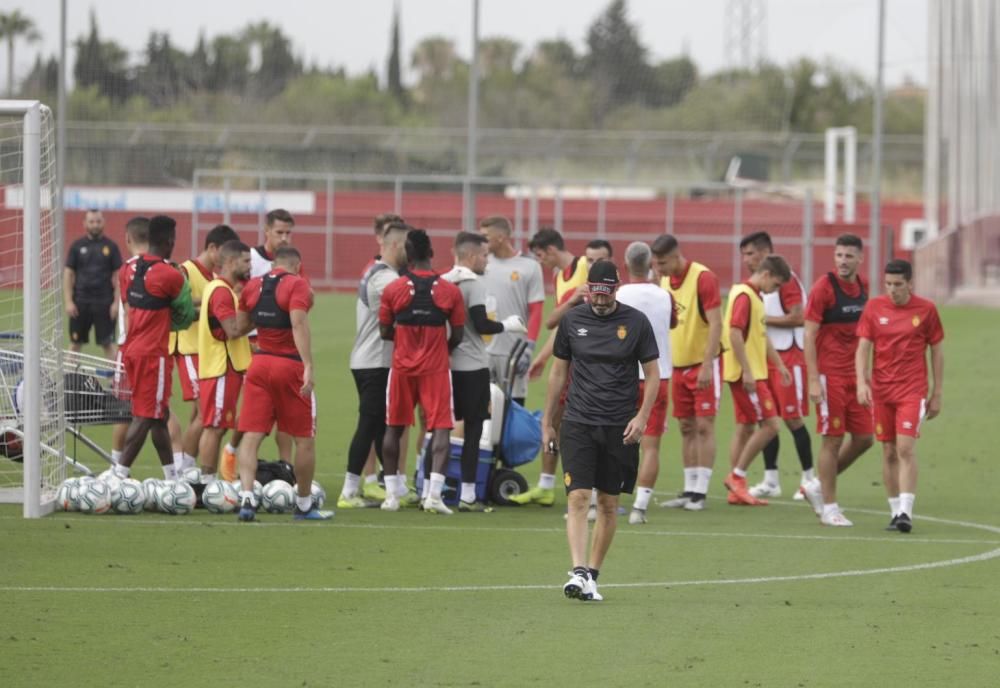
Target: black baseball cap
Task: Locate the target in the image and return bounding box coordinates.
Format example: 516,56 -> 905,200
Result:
587,260 -> 620,294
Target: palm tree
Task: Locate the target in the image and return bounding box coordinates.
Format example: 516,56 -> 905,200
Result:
0,10 -> 41,97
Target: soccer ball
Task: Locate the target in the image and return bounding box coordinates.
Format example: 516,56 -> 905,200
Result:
111,478 -> 145,514
156,480 -> 196,515
180,467 -> 202,485
232,479 -> 263,505
202,480 -> 239,514
97,468 -> 122,496
295,480 -> 325,509
142,478 -> 161,511
56,478 -> 80,511
261,480 -> 295,513
77,480 -> 112,514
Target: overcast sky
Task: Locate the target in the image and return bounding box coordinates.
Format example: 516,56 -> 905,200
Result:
9,0 -> 927,88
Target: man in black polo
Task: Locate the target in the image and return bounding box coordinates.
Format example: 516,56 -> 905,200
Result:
63,209 -> 123,356
545,260 -> 660,602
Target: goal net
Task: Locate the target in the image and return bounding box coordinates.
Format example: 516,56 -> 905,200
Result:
0,101 -> 67,517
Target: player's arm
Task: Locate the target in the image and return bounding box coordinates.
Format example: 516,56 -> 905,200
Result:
469,305 -> 505,335
63,267 -> 78,317
728,323 -> 755,393
854,337 -> 874,407
291,309 -> 314,396
110,268 -> 121,320
766,339 -> 791,385
544,286 -> 586,329
697,305 -> 722,390
528,326 -> 556,378
378,282 -> 396,341
217,315 -> 249,340
765,302 -> 803,328
624,359 -> 660,445
542,356 -> 569,453
235,310 -> 253,335
804,320 -> 823,403
927,341 -> 944,419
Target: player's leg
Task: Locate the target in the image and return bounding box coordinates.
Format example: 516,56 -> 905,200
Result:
894,434 -> 917,533
341,368 -> 387,506
236,431 -> 266,521
587,424 -> 636,600
197,372 -> 233,478
664,414 -> 698,508
379,369 -> 414,511
275,431 -> 293,463
166,411 -> 186,476
94,302 -> 116,359
421,371 -> 455,514
630,380 -> 665,523
115,354 -> 175,480
67,302 -> 90,353
587,490 -> 618,601
881,439 -> 902,529
181,402 -> 202,471
111,423 -> 127,465
689,367 -> 719,510
458,369 -> 490,511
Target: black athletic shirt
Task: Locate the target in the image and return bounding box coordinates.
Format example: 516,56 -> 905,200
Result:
65,234 -> 123,304
554,301 -> 659,426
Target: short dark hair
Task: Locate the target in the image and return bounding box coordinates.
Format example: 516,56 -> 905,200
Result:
528,227 -> 564,252
204,224 -> 239,250
275,245 -> 302,265
885,258 -> 913,281
125,216 -> 150,244
739,231 -> 773,252
650,234 -> 679,257
759,255 -> 791,282
480,216 -> 512,235
219,239 -> 250,262
454,231 -> 488,249
383,222 -> 413,241
266,208 -> 295,227
405,229 -> 434,263
148,215 -> 176,251
374,213 -> 404,236
586,239 -> 613,257
836,234 -> 864,251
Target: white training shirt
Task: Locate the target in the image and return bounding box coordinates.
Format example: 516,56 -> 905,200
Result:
616,282 -> 673,380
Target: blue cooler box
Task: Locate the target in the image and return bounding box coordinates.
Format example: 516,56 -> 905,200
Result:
415,437 -> 494,505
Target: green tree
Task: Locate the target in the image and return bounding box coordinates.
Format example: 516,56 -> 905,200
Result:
73,12 -> 131,102
207,35 -> 249,95
0,10 -> 41,97
242,21 -> 300,100
21,53 -> 58,97
584,0 -> 652,122
386,2 -> 405,105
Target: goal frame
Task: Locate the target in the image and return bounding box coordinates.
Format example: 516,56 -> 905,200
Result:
0,100 -> 50,517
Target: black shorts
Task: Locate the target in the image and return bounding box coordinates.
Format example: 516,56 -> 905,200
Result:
69,301 -> 116,346
352,367 -> 389,420
451,368 -> 490,422
559,419 -> 639,496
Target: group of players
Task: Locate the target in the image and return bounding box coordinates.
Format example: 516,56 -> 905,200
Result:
345,213 -> 944,540
102,210 -> 329,520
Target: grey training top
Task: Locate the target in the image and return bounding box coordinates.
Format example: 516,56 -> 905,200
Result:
482,253 -> 544,356
349,261 -> 397,370
450,277 -> 489,372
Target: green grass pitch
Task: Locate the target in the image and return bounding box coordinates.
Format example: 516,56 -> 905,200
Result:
2,294 -> 1000,687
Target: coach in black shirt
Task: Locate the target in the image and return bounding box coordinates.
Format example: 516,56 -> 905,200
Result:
547,260 -> 660,603
63,209 -> 123,356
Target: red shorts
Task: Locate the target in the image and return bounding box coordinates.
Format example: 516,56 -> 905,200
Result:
816,374 -> 873,437
199,367 -> 244,429
238,355 -> 316,438
766,360 -> 808,420
873,397 -> 926,442
671,359 -> 721,419
123,353 -> 172,420
638,379 -> 670,437
386,369 -> 453,430
729,379 -> 779,425
174,353 -> 200,402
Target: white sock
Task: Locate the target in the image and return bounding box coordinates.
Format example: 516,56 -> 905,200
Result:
398,473 -> 411,495
429,472 -> 446,500
695,467 -> 713,495
421,479 -> 431,500
822,502 -> 840,517
801,468 -> 815,483
239,490 -> 257,507
538,473 -> 555,490
200,472 -> 216,484
172,451 -> 184,471
734,467 -> 747,478
295,494 -> 312,512
633,487 -> 653,511
112,463 -> 130,479
183,453 -> 197,470
384,474 -> 401,499
364,473 -> 379,485
683,467 -> 697,493
110,450 -> 122,465
461,482 -> 477,503
162,464 -> 177,480
888,496 -> 901,516
225,443 -> 237,454
899,492 -> 915,517
589,489 -> 597,507
765,469 -> 779,486
341,472 -> 361,498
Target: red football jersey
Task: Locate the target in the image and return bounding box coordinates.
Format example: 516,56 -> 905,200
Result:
669,263 -> 723,312
804,274 -> 868,377
121,254 -> 184,357
857,294 -> 944,402
207,277 -> 239,341
379,269 -> 465,375
728,281 -> 759,340
240,268 -> 313,357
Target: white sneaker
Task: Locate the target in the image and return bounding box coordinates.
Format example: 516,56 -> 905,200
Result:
380,496 -> 400,512
749,481 -> 782,499
683,497 -> 706,511
584,576 -> 603,601
660,494 -> 690,508
587,506 -> 597,522
628,508 -> 647,525
563,571 -> 589,600
792,486 -> 806,501
820,509 -> 853,527
801,479 -> 823,517
422,496 -> 453,515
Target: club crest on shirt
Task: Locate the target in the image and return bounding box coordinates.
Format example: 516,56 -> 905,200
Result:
617,325 -> 627,340
832,417 -> 842,429
510,271 -> 520,281
764,398 -> 773,410
102,246 -> 110,256
911,316 -> 920,327
876,422 -> 883,435
563,472 -> 572,487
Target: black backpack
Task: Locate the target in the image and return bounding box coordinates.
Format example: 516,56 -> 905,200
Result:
255,459 -> 296,486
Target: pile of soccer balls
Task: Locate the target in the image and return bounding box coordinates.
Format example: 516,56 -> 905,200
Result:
55,468 -> 325,516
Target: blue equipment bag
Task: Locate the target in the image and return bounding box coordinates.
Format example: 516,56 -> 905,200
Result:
501,401 -> 542,467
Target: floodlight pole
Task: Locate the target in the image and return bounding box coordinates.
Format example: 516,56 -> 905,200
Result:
464,0 -> 480,232
869,0 -> 886,288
